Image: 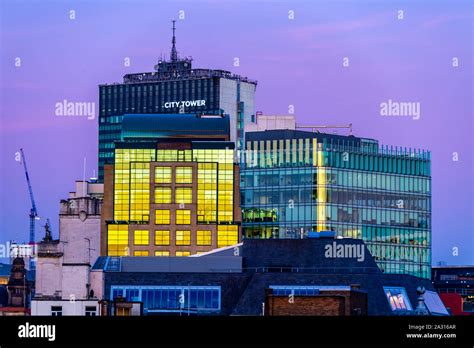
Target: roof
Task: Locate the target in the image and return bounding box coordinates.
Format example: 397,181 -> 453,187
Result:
93,255 -> 242,273
242,238 -> 381,273
98,238 -> 439,315
121,114 -> 230,140
432,265 -> 474,269
245,129 -> 375,144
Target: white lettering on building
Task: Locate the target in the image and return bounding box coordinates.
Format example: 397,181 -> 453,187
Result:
163,100 -> 206,109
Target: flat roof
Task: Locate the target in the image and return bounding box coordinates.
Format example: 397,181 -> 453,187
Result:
121,114 -> 230,140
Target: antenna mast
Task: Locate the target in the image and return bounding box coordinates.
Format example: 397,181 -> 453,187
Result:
170,19 -> 178,62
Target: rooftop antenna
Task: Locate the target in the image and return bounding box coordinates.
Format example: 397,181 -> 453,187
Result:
90,169 -> 97,182
170,19 -> 178,63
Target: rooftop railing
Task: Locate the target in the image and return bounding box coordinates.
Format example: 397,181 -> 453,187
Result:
100,68 -> 258,85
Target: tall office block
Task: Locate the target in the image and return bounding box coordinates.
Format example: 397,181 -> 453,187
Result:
98,21 -> 256,181
100,114 -> 241,257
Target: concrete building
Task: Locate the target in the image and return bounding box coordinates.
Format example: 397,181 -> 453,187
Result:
244,113 -> 296,133
31,181 -> 103,316
91,237 -> 445,316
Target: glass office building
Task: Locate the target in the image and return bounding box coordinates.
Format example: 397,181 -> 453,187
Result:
101,114 -> 240,257
98,22 -> 256,181
241,130 -> 431,278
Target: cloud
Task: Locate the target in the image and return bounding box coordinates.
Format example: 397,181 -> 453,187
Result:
422,13 -> 472,29
283,12 -> 390,42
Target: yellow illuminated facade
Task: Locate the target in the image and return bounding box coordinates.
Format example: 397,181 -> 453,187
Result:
107,225 -> 128,256
197,230 -> 212,245
155,230 -> 170,245
105,144 -> 240,257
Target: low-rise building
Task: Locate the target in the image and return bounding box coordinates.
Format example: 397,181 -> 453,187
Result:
91,236 -> 444,316
31,181 -> 103,316
432,265 -> 474,315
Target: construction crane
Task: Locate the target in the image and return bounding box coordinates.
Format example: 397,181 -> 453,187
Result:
20,148 -> 39,269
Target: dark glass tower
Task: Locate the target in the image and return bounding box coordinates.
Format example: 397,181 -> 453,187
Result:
98,20 -> 257,181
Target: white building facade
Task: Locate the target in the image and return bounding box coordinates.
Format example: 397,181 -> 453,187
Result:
31,181 -> 104,316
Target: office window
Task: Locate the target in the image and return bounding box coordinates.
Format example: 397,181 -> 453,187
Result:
176,230 -> 191,245
85,306 -> 97,316
155,167 -> 172,184
111,285 -> 221,312
155,210 -> 170,224
133,230 -> 149,245
51,306 -> 62,316
154,251 -> 170,256
270,285 -> 322,296
107,225 -> 129,256
175,187 -> 193,204
130,162 -> 150,221
134,251 -> 149,257
176,167 -> 193,183
217,225 -> 238,248
175,251 -> 191,257
155,230 -> 170,245
197,230 -> 212,245
176,210 -> 191,225
155,187 -> 172,204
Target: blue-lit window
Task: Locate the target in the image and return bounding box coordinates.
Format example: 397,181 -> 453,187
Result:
110,286 -> 221,313
125,289 -> 140,301
112,289 -> 123,299
270,285 -> 321,296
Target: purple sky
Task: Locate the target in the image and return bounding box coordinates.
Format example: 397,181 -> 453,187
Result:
0,0 -> 472,265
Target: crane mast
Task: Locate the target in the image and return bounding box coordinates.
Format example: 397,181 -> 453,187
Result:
20,148 -> 38,269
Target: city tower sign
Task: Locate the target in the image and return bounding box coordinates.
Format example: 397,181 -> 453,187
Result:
163,100 -> 206,108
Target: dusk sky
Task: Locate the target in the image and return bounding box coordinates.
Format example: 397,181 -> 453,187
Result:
0,0 -> 472,265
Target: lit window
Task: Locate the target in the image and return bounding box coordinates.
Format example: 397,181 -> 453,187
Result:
217,225 -> 238,248
175,187 -> 193,204
133,230 -> 149,245
107,225 -> 129,256
176,167 -> 193,183
176,210 -> 191,225
155,187 -> 172,204
155,230 -> 170,246
155,166 -> 172,184
155,210 -> 170,224
154,251 -> 170,256
383,287 -> 413,312
134,251 -> 149,257
197,230 -> 212,245
176,230 -> 191,245
175,251 -> 191,257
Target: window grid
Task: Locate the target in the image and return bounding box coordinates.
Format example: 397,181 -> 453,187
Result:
176,230 -> 191,246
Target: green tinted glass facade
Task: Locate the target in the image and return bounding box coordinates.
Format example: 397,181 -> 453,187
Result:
241,132 -> 431,278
